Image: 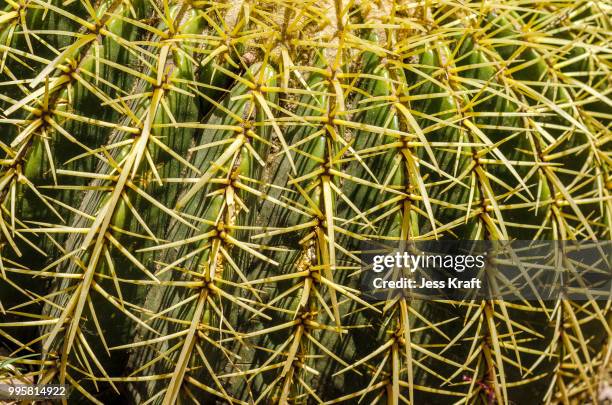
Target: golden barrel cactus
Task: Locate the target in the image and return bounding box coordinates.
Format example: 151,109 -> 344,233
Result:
0,0 -> 610,403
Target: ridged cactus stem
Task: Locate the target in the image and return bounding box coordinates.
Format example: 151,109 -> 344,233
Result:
0,0 -> 609,403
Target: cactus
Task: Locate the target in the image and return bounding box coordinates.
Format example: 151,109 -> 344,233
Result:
0,0 -> 610,403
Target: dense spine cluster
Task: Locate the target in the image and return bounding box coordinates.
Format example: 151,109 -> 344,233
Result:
0,0 -> 610,403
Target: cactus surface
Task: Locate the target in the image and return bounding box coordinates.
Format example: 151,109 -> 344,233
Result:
0,0 -> 610,403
